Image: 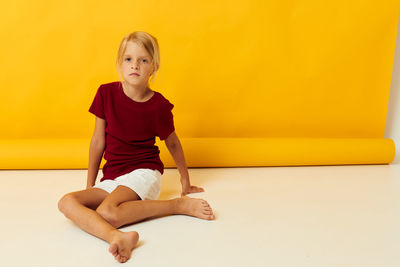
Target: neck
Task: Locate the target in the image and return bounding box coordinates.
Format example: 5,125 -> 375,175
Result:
122,81 -> 151,99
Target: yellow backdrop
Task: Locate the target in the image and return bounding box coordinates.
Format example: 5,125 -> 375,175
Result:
0,0 -> 398,169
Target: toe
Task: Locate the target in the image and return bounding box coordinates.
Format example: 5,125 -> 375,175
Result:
120,249 -> 131,262
109,244 -> 118,257
116,255 -> 121,262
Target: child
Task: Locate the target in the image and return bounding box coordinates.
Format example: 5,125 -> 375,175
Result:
58,31 -> 215,264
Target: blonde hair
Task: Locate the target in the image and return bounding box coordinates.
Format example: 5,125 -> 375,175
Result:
115,31 -> 160,87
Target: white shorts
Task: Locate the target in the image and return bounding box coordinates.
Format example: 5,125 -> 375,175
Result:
93,168 -> 162,200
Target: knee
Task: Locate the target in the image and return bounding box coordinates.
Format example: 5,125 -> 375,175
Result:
96,204 -> 120,228
58,193 -> 76,215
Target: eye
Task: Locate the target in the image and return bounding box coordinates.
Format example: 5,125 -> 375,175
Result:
124,57 -> 149,63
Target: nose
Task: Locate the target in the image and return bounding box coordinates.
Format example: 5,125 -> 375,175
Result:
131,60 -> 140,69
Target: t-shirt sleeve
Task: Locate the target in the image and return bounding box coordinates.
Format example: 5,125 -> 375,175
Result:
155,101 -> 175,140
88,85 -> 106,119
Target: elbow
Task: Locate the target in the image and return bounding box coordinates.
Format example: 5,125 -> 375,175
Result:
164,131 -> 179,149
166,142 -> 178,151
91,136 -> 105,149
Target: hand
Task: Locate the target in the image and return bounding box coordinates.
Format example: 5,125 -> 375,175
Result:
181,185 -> 205,197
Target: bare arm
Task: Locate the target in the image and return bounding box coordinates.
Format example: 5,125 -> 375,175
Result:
87,116 -> 106,189
165,131 -> 204,196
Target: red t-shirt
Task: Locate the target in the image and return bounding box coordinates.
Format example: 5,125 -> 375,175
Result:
88,81 -> 175,182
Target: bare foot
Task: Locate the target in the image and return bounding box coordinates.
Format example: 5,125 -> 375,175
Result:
108,230 -> 139,263
176,196 -> 215,220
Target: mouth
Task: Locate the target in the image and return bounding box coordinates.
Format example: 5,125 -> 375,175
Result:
129,73 -> 140,76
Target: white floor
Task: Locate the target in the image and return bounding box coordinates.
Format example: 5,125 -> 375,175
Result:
1,164 -> 399,267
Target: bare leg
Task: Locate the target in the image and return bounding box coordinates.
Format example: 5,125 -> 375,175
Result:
117,197 -> 214,225
97,187 -> 215,228
58,192 -> 138,263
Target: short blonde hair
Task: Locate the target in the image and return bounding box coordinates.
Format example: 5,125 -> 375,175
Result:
116,31 -> 160,85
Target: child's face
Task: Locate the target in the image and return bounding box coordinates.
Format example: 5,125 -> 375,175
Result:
120,41 -> 154,86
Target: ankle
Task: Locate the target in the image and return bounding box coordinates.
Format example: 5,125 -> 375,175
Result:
107,229 -> 121,243
172,198 -> 182,215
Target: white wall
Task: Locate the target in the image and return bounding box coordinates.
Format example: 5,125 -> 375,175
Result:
385,10 -> 400,165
